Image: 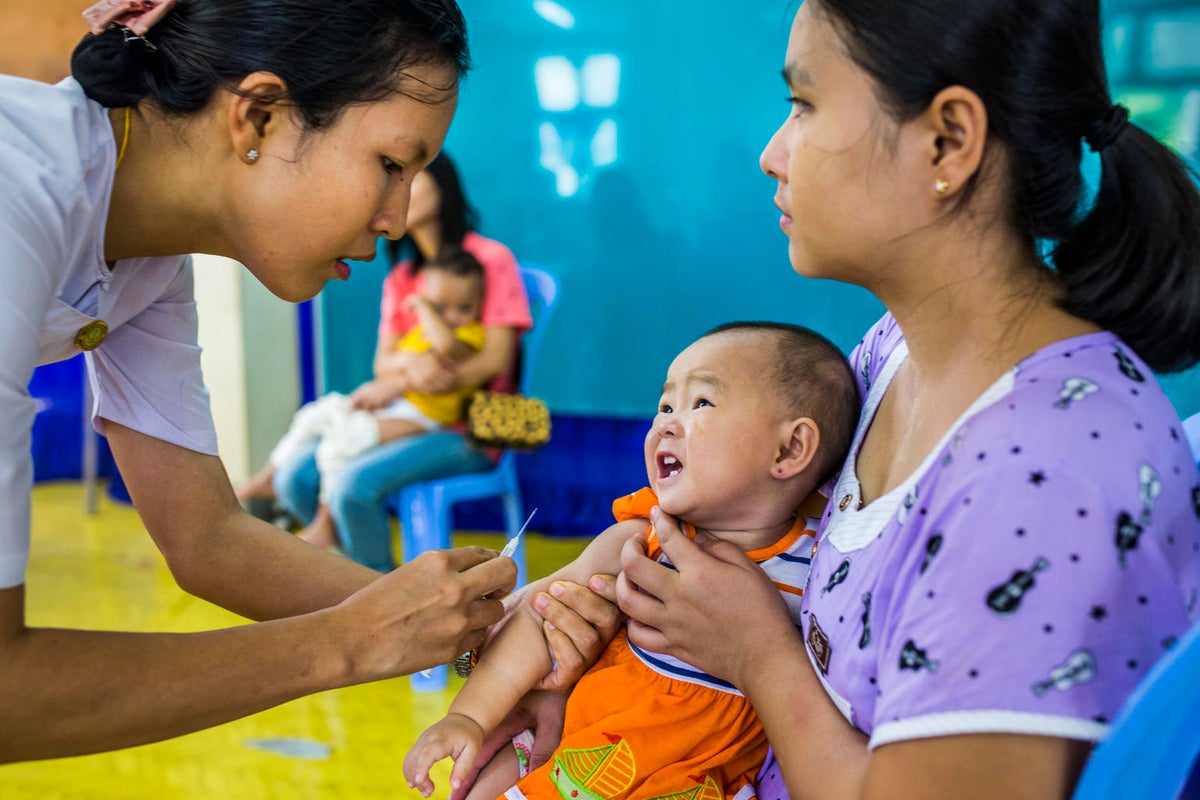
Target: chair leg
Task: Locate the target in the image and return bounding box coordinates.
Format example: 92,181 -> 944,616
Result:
400,485 -> 453,692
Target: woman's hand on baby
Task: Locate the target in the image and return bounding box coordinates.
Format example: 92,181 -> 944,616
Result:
530,576 -> 622,692
326,547 -> 515,683
349,376 -> 406,410
618,507 -> 794,688
406,351 -> 458,393
404,712 -> 485,798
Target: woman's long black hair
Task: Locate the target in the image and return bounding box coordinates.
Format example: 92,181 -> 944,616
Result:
814,0 -> 1200,372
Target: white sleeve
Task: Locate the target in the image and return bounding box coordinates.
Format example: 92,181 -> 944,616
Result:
88,257 -> 218,456
0,139 -> 67,588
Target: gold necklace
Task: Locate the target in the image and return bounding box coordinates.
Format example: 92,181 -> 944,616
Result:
115,107 -> 131,168
82,107 -> 130,352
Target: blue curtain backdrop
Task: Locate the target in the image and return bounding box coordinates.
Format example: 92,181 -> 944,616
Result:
29,0 -> 1200,536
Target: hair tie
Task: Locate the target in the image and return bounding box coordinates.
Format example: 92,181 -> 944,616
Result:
82,0 -> 177,37
1085,104 -> 1129,153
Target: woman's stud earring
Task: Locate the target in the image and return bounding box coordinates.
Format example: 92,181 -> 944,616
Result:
934,178 -> 949,194
246,149 -> 260,162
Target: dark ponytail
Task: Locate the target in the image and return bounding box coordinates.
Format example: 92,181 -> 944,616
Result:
70,27 -> 160,109
1055,123 -> 1200,373
815,0 -> 1200,372
71,0 -> 470,130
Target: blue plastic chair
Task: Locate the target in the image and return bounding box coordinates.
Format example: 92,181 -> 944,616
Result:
1071,621 -> 1200,799
1185,411 -> 1200,470
1071,410 -> 1200,799
397,265 -> 558,691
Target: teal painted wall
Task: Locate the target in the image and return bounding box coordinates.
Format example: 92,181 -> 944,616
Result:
316,0 -> 1200,420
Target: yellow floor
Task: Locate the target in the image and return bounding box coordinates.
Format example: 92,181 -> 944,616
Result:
3,482 -> 590,799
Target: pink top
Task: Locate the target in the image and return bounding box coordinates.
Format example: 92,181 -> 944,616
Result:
378,232 -> 532,394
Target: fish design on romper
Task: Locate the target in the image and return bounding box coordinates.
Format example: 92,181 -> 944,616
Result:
986,557 -> 1050,615
1054,377 -> 1099,410
1032,649 -> 1096,696
1114,346 -> 1146,383
860,350 -> 872,392
899,640 -> 939,673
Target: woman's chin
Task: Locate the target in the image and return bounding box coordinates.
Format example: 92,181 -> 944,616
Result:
787,245 -> 836,281
250,272 -> 326,304
788,255 -> 819,279
269,283 -> 322,304
787,242 -> 810,275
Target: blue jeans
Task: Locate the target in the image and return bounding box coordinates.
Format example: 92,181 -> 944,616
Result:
273,431 -> 492,572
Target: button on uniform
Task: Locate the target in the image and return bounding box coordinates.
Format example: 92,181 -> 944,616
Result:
75,319 -> 108,351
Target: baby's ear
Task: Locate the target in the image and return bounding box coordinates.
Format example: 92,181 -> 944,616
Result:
773,417 -> 819,480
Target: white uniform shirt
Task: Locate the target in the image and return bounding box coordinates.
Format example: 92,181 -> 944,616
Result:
0,75 -> 217,588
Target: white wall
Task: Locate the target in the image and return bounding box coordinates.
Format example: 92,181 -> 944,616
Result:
192,255 -> 300,484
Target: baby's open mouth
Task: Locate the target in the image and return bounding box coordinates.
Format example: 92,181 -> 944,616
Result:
658,454 -> 683,479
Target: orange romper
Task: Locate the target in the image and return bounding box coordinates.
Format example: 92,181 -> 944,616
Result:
502,488 -> 816,800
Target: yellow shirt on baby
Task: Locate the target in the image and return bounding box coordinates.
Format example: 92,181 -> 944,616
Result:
398,322 -> 486,425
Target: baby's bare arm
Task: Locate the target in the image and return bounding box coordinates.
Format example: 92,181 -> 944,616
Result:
404,519 -> 645,795
409,298 -> 475,361
446,518 -> 648,735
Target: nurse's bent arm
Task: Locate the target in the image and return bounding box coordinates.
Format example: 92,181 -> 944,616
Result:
0,574 -> 354,761
106,420 -> 381,618
0,421 -> 516,762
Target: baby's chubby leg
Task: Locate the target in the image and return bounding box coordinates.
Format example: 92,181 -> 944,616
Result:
376,416 -> 429,445
264,393 -> 353,470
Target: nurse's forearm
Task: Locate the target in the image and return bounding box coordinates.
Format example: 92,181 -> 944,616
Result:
106,421 -> 379,620
171,511 -> 383,620
0,586 -> 350,762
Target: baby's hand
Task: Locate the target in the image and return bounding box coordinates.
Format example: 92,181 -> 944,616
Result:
406,294 -> 432,313
403,713 -> 486,797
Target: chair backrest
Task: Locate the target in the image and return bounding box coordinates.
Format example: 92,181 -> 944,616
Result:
516,265 -> 559,397
1071,620 -> 1200,799
1184,410 -> 1200,469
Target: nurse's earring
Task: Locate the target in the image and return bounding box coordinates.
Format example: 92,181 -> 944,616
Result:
934,177 -> 949,195
245,148 -> 260,163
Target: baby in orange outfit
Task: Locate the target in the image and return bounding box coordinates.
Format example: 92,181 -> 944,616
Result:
403,321 -> 859,800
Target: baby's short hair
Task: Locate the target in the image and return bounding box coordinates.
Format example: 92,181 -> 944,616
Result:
703,321 -> 860,485
424,247 -> 485,283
